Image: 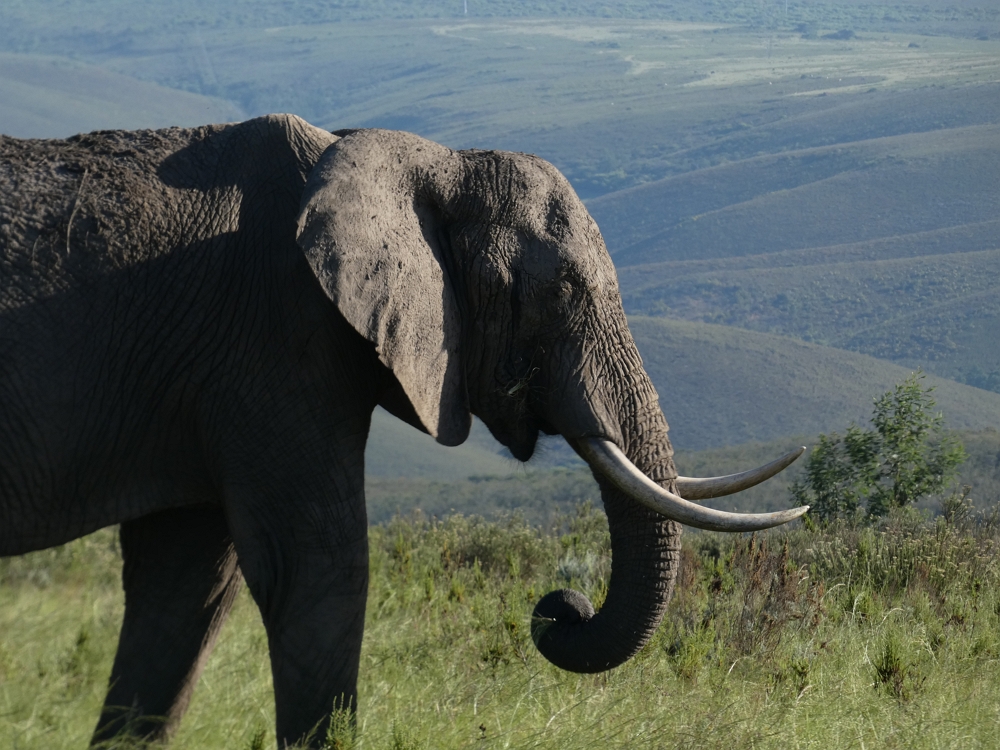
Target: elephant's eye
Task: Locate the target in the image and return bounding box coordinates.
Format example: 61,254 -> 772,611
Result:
552,279 -> 579,309
534,280 -> 577,325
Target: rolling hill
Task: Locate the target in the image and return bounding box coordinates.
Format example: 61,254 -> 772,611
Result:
628,316 -> 1000,450
619,247 -> 1000,372
366,410 -> 511,481
589,116 -> 1000,264
585,99 -> 1000,381
3,12 -> 993,197
0,53 -> 243,138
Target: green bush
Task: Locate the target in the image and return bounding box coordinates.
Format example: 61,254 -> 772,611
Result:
791,372 -> 966,523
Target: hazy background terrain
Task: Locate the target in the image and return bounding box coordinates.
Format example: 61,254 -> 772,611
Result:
3,0 -> 998,517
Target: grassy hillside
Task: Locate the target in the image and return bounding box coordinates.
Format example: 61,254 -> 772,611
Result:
0,53 -> 243,138
366,407 -> 585,480
621,130 -> 998,263
366,427 -> 1000,522
587,112 -> 1000,379
616,219 -> 1000,280
616,219 -> 1000,375
366,470 -> 599,524
114,24 -> 1000,197
366,409 -> 518,481
3,13 -> 996,194
591,119 -> 1000,263
620,247 -> 1000,368
629,316 -> 1000,449
2,0 -> 995,49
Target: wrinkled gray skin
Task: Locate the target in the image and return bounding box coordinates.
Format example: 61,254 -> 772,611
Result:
0,116 -> 680,746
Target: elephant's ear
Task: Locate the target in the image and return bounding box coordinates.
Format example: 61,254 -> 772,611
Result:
296,129 -> 471,446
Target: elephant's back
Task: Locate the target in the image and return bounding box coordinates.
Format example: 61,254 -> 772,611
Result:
0,126 -> 213,217
0,126 -> 231,303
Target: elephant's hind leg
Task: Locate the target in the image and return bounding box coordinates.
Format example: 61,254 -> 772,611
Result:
92,505 -> 243,744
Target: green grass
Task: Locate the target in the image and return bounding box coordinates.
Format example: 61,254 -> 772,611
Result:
366,470 -> 600,525
6,504 -> 1000,748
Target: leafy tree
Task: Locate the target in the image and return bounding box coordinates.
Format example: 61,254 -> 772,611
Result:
791,372 -> 966,524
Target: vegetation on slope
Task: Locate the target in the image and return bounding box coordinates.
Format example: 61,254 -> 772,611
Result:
960,366 -> 1000,394
621,248 -> 1000,370
628,316 -> 1000,449
591,116 -> 1000,261
2,9 -> 996,194
592,115 -> 1000,382
365,410 -> 521,482
6,504 -> 1000,748
365,427 -> 1000,523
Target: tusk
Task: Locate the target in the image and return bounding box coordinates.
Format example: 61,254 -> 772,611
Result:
675,447 -> 806,500
572,437 -> 809,533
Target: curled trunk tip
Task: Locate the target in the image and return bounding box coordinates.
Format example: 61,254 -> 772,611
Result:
530,589 -> 603,672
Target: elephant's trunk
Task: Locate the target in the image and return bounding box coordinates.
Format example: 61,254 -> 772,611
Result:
531,384 -> 682,672
529,312 -> 807,671
532,493 -> 681,672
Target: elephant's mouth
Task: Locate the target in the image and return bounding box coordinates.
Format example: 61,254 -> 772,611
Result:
497,403 -> 808,532
489,411 -> 562,462
488,420 -> 540,462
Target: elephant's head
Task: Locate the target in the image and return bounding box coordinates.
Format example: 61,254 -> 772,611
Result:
296,129 -> 806,673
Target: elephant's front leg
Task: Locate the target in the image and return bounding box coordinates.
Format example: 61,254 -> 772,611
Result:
226,474 -> 370,747
93,504 -> 243,744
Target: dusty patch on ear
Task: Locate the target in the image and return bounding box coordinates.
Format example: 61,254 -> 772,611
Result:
296,130 -> 471,446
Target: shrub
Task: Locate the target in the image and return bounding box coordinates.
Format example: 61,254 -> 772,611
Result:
791,372 -> 966,524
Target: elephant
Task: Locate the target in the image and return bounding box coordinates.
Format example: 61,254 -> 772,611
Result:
0,114 -> 806,746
